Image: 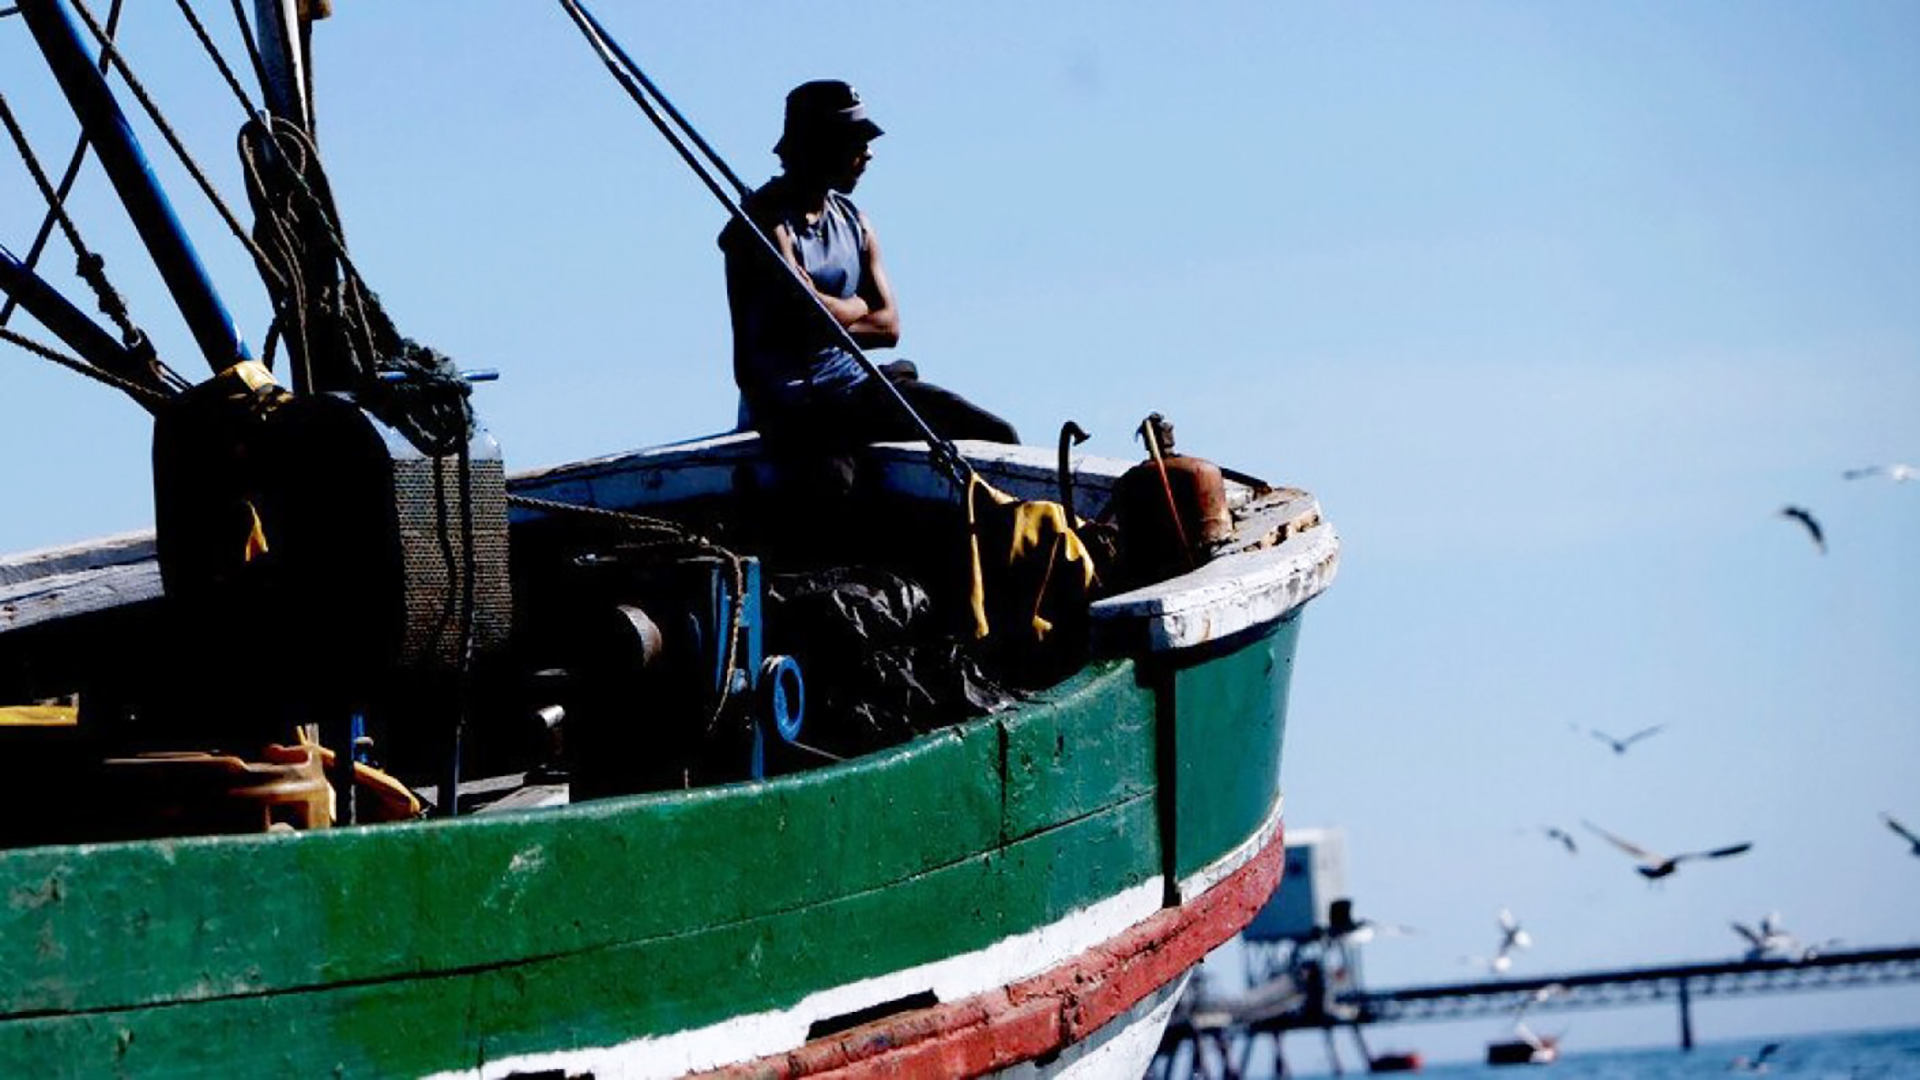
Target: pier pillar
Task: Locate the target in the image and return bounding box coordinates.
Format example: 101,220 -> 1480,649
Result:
1677,978 -> 1694,1051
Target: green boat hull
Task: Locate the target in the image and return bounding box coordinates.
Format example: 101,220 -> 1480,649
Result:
0,439 -> 1337,1076
0,619 -> 1298,1077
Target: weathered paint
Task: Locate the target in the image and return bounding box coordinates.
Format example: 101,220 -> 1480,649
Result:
1169,614 -> 1300,883
698,803 -> 1284,1079
1090,513 -> 1337,653
999,662 -> 1158,842
1031,972 -> 1190,1080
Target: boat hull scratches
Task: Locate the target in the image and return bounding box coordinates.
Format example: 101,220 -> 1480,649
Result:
472,806 -> 1285,1080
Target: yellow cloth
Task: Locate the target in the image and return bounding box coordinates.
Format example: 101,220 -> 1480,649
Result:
242,500 -> 270,562
967,475 -> 1099,641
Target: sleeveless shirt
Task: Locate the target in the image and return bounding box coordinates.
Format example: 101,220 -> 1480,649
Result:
727,186 -> 872,424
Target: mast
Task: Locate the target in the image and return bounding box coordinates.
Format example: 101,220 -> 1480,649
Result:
251,0 -> 317,134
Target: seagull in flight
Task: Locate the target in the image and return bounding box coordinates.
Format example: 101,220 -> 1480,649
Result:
1464,908 -> 1534,974
1733,915 -> 1840,962
1778,506 -> 1825,554
1580,723 -> 1667,755
1728,1041 -> 1781,1073
1883,812 -> 1920,857
1323,898 -> 1416,946
1496,908 -> 1532,958
1542,826 -> 1578,855
1583,821 -> 1753,881
1731,912 -> 1802,962
1842,463 -> 1916,483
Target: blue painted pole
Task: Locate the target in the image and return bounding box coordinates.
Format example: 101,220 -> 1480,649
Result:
0,243 -> 142,377
17,0 -> 250,375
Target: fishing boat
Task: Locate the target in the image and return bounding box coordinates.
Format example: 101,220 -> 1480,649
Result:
0,2 -> 1339,1076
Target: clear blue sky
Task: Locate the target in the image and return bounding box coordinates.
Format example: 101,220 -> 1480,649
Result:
4,2 -> 1917,1068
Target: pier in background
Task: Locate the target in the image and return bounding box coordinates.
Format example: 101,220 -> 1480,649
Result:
1153,943 -> 1920,1077
1151,830 -> 1920,1077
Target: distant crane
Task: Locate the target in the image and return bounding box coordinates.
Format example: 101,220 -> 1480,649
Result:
1583,821 -> 1752,882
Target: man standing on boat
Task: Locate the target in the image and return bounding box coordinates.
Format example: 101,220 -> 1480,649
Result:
721,80 -> 1018,465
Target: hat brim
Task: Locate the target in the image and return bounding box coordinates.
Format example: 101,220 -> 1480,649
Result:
775,118 -> 884,157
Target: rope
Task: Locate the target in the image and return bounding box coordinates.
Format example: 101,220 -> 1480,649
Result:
173,0 -> 260,120
425,443 -> 482,815
65,0 -> 285,295
0,95 -> 125,342
507,492 -> 749,733
225,0 -> 273,113
232,112 -> 474,452
232,112 -> 476,453
0,0 -> 123,331
1,325 -> 171,409
0,92 -> 185,398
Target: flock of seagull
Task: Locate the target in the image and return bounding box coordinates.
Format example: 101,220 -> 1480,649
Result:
1537,725 -> 1754,883
1387,465 -> 1915,1064
1471,715 -> 1920,978
1775,461 -> 1914,554
1476,468 -> 1913,1063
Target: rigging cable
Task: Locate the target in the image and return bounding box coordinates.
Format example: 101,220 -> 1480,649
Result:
0,324 -> 171,408
0,0 -> 123,330
0,92 -> 185,397
566,0 -> 752,201
64,0 -> 287,298
223,0 -> 272,114
172,0 -> 261,121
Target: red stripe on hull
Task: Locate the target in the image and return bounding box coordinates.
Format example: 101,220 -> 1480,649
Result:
702,820 -> 1286,1079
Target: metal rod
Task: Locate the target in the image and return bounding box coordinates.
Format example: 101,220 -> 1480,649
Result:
0,243 -> 143,377
555,0 -> 970,486
18,0 -> 250,374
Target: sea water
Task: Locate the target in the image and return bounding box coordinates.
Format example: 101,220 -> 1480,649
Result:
1400,1026 -> 1920,1078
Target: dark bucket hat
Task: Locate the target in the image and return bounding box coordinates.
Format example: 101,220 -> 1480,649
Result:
773,79 -> 884,156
